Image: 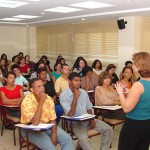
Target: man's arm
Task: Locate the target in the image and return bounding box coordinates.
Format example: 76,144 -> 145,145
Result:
87,109 -> 96,129
67,89 -> 80,116
31,93 -> 46,125
50,120 -> 57,146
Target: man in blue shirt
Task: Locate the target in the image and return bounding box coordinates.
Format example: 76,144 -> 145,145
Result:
60,72 -> 113,150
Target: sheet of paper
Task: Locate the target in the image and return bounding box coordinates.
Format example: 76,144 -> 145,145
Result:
93,105 -> 122,110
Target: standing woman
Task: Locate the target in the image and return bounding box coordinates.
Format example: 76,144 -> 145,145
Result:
116,52 -> 150,150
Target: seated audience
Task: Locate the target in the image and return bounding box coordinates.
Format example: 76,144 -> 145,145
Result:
105,64 -> 119,85
19,57 -> 30,75
119,66 -> 134,95
55,64 -> 69,97
0,72 -> 24,127
0,58 -> 8,77
51,62 -> 62,84
72,57 -> 87,76
37,68 -> 64,124
0,67 -> 5,86
92,59 -> 103,76
56,55 -> 63,63
11,64 -> 29,91
119,61 -> 137,83
12,55 -> 19,65
25,55 -> 35,72
20,78 -> 74,150
18,52 -> 23,60
81,66 -> 98,91
60,72 -> 113,150
59,57 -> 65,65
95,71 -> 120,106
30,61 -> 50,81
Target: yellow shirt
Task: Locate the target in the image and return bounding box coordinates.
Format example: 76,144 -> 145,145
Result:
20,93 -> 56,124
55,76 -> 69,94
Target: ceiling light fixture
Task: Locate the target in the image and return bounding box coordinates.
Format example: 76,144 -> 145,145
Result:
70,1 -> 114,9
0,0 -> 28,8
44,6 -> 82,13
0,18 -> 25,21
13,15 -> 40,19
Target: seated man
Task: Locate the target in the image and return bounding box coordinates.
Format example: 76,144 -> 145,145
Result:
55,64 -> 70,97
60,72 -> 113,150
20,78 -> 74,150
37,68 -> 64,124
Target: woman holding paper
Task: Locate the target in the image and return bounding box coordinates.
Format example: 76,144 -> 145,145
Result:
115,52 -> 150,150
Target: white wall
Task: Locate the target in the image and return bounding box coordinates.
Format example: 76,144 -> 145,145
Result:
0,25 -> 37,62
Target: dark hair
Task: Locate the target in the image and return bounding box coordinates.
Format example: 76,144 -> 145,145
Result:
105,64 -> 116,72
72,57 -> 87,70
61,64 -> 68,69
41,55 -> 48,60
19,57 -> 25,61
12,55 -> 18,62
59,58 -> 65,64
5,71 -> 16,79
56,55 -> 63,62
82,66 -> 93,76
25,55 -> 30,60
37,67 -> 47,74
34,61 -> 46,72
92,59 -> 102,70
11,64 -> 19,71
54,62 -> 62,71
1,54 -> 7,60
68,72 -> 81,80
99,71 -> 112,86
29,78 -> 41,88
125,61 -> 132,66
18,52 -> 23,56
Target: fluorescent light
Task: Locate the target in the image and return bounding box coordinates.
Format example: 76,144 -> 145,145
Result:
26,0 -> 40,1
0,18 -> 25,21
0,0 -> 28,8
44,6 -> 82,13
14,15 -> 41,19
70,1 -> 114,9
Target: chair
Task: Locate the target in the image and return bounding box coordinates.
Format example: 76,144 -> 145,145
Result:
17,127 -> 41,150
61,116 -> 100,140
1,105 -> 20,145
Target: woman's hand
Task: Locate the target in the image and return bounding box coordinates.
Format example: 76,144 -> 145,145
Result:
115,82 -> 124,94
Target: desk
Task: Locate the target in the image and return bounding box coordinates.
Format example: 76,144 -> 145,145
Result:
60,114 -> 98,139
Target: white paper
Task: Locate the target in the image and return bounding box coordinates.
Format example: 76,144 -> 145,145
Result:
61,114 -> 95,120
93,105 -> 122,110
15,123 -> 55,131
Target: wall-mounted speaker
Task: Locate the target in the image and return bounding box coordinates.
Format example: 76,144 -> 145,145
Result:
117,19 -> 127,30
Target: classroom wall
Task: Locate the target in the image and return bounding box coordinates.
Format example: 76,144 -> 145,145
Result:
0,25 -> 37,62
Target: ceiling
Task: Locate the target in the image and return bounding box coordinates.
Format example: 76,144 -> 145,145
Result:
0,0 -> 150,26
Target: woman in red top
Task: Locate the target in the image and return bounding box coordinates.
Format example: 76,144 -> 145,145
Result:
0,71 -> 24,123
19,57 -> 30,75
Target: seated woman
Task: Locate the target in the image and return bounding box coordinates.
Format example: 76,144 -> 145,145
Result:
0,71 -> 24,127
95,71 -> 125,119
72,57 -> 87,77
37,68 -> 64,124
30,61 -> 50,81
11,64 -> 29,91
51,62 -> 62,84
92,59 -> 103,76
19,57 -> 30,75
104,64 -> 119,85
81,66 -> 98,91
119,66 -> 134,91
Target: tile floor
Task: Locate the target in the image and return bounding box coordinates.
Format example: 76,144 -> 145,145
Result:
0,123 -> 121,150
0,123 -> 149,150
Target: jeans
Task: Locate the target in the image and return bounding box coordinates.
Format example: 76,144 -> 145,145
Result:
22,126 -> 74,150
55,105 -> 64,124
73,119 -> 113,150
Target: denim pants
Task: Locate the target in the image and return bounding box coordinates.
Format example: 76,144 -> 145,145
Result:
73,119 -> 113,150
22,126 -> 74,150
55,105 -> 64,125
